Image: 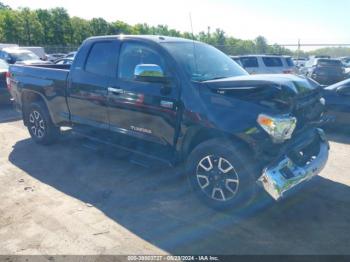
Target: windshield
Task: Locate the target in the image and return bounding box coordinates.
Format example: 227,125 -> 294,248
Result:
11,52 -> 40,62
162,42 -> 247,81
0,59 -> 9,70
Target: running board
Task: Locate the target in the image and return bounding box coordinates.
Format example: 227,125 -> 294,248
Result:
72,129 -> 175,168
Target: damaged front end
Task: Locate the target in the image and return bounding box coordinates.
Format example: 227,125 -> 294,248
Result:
202,74 -> 330,200
258,128 -> 329,200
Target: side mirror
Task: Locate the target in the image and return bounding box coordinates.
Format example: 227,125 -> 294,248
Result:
134,64 -> 167,83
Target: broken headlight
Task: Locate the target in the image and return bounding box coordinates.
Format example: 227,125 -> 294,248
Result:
257,114 -> 297,143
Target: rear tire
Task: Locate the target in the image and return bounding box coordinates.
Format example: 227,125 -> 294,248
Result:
186,138 -> 257,210
25,102 -> 60,145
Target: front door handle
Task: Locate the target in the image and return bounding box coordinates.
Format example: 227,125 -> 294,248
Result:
108,87 -> 124,95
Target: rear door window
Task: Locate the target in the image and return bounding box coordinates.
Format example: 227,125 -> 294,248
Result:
85,41 -> 119,77
262,57 -> 283,67
285,57 -> 294,67
240,57 -> 259,68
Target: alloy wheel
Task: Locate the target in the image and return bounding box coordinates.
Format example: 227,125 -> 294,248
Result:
196,155 -> 239,202
29,110 -> 46,139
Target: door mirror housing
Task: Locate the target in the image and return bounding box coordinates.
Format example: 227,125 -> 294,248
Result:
134,64 -> 168,83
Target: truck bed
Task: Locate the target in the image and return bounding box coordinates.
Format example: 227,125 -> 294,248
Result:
9,64 -> 71,125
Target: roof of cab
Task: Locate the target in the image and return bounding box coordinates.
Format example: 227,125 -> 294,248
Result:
85,34 -> 196,44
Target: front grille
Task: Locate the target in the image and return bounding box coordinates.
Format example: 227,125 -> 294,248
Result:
288,135 -> 321,166
293,92 -> 324,128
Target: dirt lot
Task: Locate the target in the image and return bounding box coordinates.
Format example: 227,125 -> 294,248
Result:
0,105 -> 350,255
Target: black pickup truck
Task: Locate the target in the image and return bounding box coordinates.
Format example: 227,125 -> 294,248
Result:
8,35 -> 329,209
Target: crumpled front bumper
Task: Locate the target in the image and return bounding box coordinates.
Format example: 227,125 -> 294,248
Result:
257,129 -> 329,201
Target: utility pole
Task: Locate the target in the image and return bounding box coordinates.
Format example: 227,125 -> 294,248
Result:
297,39 -> 301,59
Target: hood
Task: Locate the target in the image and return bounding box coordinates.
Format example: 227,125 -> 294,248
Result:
204,74 -> 319,95
202,74 -> 321,112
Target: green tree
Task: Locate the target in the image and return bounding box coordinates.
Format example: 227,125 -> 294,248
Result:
0,9 -> 23,43
0,2 -> 296,56
50,8 -> 71,45
132,23 -> 150,35
36,9 -> 53,44
255,35 -> 268,54
19,8 -> 43,45
70,17 -> 91,45
212,28 -> 226,46
110,20 -> 133,34
90,18 -> 109,36
0,1 -> 10,10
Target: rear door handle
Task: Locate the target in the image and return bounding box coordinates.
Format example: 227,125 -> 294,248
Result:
108,87 -> 124,95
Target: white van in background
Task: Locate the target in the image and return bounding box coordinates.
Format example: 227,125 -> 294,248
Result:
231,55 -> 297,75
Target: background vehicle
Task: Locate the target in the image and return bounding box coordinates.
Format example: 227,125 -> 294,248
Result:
0,48 -> 52,65
302,58 -> 346,85
340,57 -> 350,76
65,51 -> 77,59
47,53 -> 66,62
323,78 -> 350,126
293,58 -> 307,68
0,43 -> 18,50
9,35 -> 329,209
0,59 -> 10,104
340,56 -> 350,66
54,58 -> 74,65
231,55 -> 297,74
310,55 -> 331,59
18,46 -> 47,60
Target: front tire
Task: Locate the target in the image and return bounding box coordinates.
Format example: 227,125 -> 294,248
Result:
186,138 -> 257,210
25,102 -> 60,145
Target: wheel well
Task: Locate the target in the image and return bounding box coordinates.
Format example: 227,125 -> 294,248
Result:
21,91 -> 47,126
181,128 -> 252,161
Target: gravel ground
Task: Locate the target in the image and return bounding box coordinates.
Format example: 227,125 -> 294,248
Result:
0,105 -> 349,255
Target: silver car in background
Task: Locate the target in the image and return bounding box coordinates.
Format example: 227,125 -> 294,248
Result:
231,55 -> 297,75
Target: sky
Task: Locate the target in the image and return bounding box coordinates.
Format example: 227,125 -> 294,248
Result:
4,0 -> 350,50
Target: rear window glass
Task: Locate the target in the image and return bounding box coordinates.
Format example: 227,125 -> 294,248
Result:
85,42 -> 118,77
317,59 -> 342,67
262,57 -> 283,67
285,57 -> 294,66
240,57 -> 258,68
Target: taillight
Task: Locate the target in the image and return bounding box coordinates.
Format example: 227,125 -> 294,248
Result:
5,71 -> 11,90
